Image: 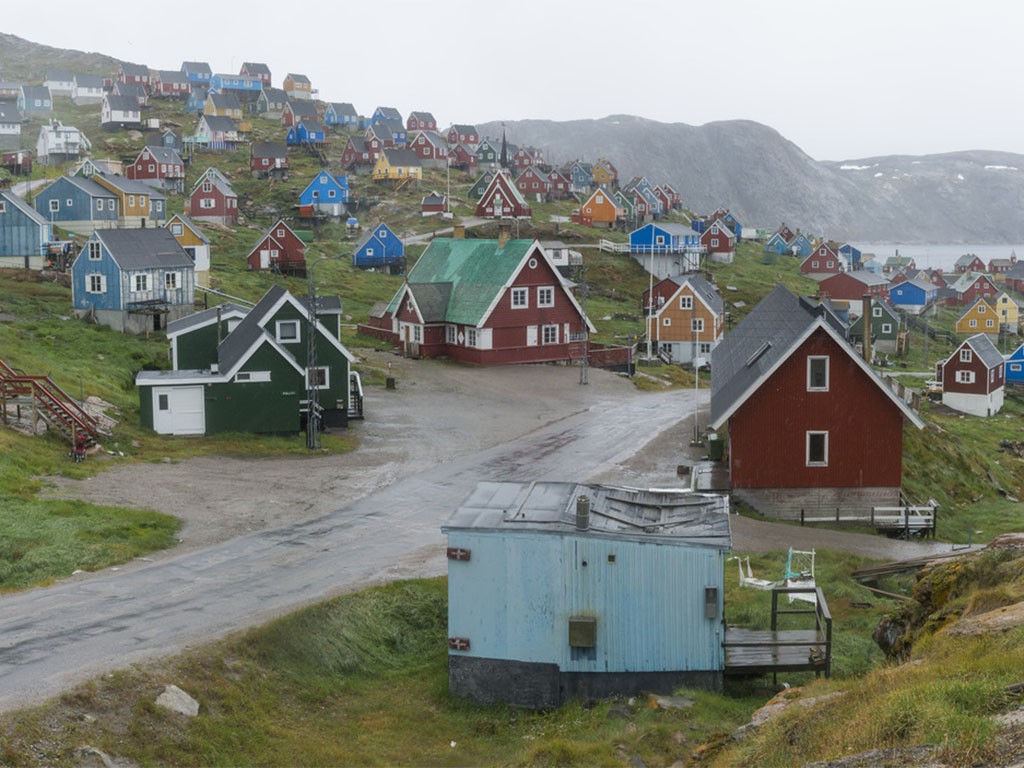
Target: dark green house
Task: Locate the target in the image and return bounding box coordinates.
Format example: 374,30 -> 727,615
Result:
848,299 -> 900,355
136,285 -> 357,435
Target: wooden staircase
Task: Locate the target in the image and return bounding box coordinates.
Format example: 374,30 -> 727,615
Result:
0,359 -> 104,446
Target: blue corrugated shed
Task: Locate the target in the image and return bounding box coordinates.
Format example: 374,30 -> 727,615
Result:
443,481 -> 730,708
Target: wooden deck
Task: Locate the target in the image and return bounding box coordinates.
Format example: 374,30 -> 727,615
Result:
723,587 -> 833,678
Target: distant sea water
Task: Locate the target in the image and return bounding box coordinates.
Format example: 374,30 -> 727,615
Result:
852,243 -> 1024,273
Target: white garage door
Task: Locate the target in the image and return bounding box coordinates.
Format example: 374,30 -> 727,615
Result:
152,386 -> 205,435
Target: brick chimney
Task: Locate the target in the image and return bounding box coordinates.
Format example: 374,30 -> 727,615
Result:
497,221 -> 511,248
453,224 -> 465,239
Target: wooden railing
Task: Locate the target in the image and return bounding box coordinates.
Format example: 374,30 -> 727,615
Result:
0,359 -> 102,445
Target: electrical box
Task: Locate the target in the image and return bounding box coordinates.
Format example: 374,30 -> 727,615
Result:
568,616 -> 597,648
704,586 -> 718,619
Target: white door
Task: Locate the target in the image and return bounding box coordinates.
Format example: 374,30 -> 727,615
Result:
259,249 -> 271,269
152,386 -> 205,435
526,325 -> 538,346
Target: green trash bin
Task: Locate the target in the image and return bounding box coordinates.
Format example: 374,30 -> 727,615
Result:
708,433 -> 724,461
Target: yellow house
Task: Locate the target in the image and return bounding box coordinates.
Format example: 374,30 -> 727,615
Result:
372,148 -> 423,182
591,159 -> 616,187
283,73 -> 313,101
645,273 -> 724,365
995,292 -> 1020,330
204,92 -> 242,120
165,213 -> 211,286
93,174 -> 166,225
955,298 -> 999,337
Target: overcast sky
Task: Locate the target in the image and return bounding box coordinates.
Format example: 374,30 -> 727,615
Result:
4,0 -> 1019,161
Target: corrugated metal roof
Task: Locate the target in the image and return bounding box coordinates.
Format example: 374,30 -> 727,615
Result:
443,481 -> 731,549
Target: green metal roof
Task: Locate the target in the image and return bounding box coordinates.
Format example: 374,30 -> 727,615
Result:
387,238 -> 534,326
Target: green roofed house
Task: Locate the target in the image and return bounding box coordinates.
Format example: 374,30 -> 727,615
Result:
361,236 -> 594,365
136,285 -> 359,435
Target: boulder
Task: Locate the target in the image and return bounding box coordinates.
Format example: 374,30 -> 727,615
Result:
155,684 -> 199,717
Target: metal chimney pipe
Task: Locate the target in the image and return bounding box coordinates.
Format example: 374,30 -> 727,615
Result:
862,294 -> 872,364
575,495 -> 591,531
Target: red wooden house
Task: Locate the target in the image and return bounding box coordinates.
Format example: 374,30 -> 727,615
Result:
547,168 -> 571,200
511,146 -> 538,173
407,130 -> 449,167
362,237 -> 593,366
448,143 -> 478,171
421,191 -> 447,215
661,183 -> 681,209
250,141 -> 289,179
341,138 -> 375,173
699,220 -> 736,263
446,124 -> 479,147
282,100 -> 317,128
710,284 -> 924,519
246,219 -> 306,275
936,334 -> 1005,417
187,168 -> 239,225
125,145 -> 186,193
800,241 -> 843,279
407,111 -> 437,132
818,270 -> 890,317
653,186 -> 672,216
515,166 -> 550,202
951,272 -> 999,306
150,70 -> 191,98
240,62 -> 272,87
117,63 -> 150,91
954,253 -> 986,273
476,170 -> 532,219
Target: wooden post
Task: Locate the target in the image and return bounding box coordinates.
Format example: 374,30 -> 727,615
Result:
800,509 -> 805,526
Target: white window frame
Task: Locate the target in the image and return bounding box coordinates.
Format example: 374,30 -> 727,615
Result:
807,356 -> 829,392
276,319 -> 300,343
133,274 -> 150,292
466,328 -> 477,347
511,287 -> 528,309
49,199 -> 60,212
956,370 -> 975,384
806,431 -> 829,467
446,325 -> 456,344
541,324 -> 559,345
88,241 -> 102,260
960,349 -> 973,363
306,366 -> 329,390
679,295 -> 693,310
171,223 -> 183,235
537,286 -> 554,307
165,272 -> 180,290
882,323 -> 892,334
691,318 -> 705,333
87,273 -> 106,294
234,371 -> 271,383
663,317 -> 671,327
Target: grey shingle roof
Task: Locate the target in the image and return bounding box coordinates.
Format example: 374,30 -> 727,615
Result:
242,62 -> 271,75
167,302 -> 249,335
382,149 -> 422,167
140,145 -> 183,164
251,141 -> 287,158
96,228 -> 193,271
963,333 -> 1005,369
74,74 -> 103,88
0,189 -> 47,226
217,284 -> 287,373
96,174 -> 166,198
200,115 -> 239,132
287,101 -> 318,118
408,282 -> 452,323
0,101 -> 22,123
104,94 -> 140,113
286,73 -> 311,84
668,273 -> 724,315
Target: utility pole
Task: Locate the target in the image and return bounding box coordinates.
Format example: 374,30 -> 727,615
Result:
575,254 -> 589,385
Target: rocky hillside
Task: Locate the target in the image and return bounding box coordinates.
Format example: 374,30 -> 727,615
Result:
480,116 -> 1024,243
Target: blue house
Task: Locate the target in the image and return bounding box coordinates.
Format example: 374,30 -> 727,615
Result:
287,119 -> 326,147
789,232 -> 814,258
299,170 -> 349,218
325,102 -> 359,127
443,481 -> 731,708
185,86 -> 208,114
180,61 -> 212,84
0,189 -> 52,269
1005,343 -> 1024,384
371,106 -> 403,126
568,161 -> 593,192
209,73 -> 263,98
839,243 -> 863,270
888,277 -> 937,315
352,222 -> 404,273
33,176 -> 119,233
629,222 -> 701,255
71,228 -> 195,334
764,232 -> 792,255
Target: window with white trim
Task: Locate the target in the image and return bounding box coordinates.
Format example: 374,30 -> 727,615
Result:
679,295 -> 692,310
276,320 -> 300,343
87,274 -> 106,293
88,241 -> 102,260
873,306 -> 882,317
691,318 -> 705,333
960,349 -> 973,363
986,319 -> 995,328
49,199 -> 59,212
807,356 -> 829,391
537,286 -> 554,307
969,319 -> 977,328
446,325 -> 456,344
882,323 -> 892,334
165,272 -> 179,290
234,371 -> 271,383
133,274 -> 149,292
663,317 -> 671,327
307,367 -> 329,389
128,195 -> 136,207
107,199 -> 116,211
466,328 -> 477,347
541,324 -> 559,344
1012,363 -> 1022,372
171,223 -> 183,235
806,431 -> 828,466
956,370 -> 975,384
699,342 -> 712,354
511,287 -> 528,308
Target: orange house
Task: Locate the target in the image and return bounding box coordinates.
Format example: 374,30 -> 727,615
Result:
572,187 -> 623,228
642,273 -> 725,365
955,298 -> 999,338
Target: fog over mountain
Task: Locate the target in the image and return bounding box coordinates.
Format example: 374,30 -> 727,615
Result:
480,117 -> 1024,243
